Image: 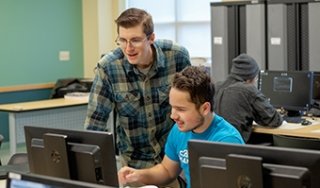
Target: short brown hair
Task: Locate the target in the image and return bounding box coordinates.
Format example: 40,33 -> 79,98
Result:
172,66 -> 215,111
115,8 -> 154,36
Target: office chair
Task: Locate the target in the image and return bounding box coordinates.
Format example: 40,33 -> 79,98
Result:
0,134 -> 3,165
273,134 -> 320,150
7,153 -> 28,165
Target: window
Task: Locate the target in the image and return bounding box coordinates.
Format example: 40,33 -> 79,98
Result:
126,0 -> 220,63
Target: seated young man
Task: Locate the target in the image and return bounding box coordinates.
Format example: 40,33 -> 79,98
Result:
118,66 -> 244,188
214,53 -> 283,143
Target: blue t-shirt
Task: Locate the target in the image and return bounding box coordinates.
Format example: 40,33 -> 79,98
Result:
165,114 -> 244,188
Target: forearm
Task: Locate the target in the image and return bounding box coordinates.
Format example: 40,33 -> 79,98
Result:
119,164 -> 178,186
254,94 -> 283,127
119,156 -> 180,186
138,164 -> 176,186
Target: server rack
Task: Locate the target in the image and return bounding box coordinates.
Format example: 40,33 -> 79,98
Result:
210,0 -> 267,82
267,0 -> 320,71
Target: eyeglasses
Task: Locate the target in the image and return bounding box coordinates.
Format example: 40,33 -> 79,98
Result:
115,35 -> 149,48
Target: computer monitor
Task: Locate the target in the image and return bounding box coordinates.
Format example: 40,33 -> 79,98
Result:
258,70 -> 313,119
189,140 -> 320,188
6,172 -> 115,188
24,126 -> 119,187
312,72 -> 320,104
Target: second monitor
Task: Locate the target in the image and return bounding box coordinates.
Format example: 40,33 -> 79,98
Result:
258,70 -> 314,122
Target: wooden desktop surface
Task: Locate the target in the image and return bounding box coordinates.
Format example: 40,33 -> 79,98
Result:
253,117 -> 320,138
0,98 -> 89,155
0,98 -> 88,112
0,179 -> 5,188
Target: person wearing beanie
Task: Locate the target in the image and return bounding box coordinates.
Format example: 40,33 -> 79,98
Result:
213,53 -> 283,143
230,53 -> 260,80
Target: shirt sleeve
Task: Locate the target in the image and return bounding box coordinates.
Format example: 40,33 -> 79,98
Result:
165,125 -> 180,162
252,89 -> 283,127
218,135 -> 245,144
84,65 -> 114,131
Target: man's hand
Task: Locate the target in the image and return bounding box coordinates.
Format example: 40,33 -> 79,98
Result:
118,166 -> 141,186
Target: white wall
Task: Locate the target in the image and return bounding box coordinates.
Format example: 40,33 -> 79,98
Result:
82,0 -> 126,78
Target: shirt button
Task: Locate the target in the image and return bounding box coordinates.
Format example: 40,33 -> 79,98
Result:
148,113 -> 152,117
146,96 -> 151,101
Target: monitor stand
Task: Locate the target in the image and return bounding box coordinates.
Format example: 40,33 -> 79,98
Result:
283,110 -> 303,123
43,133 -> 71,179
226,154 -> 263,188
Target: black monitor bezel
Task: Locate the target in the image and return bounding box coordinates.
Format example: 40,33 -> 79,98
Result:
258,70 -> 314,113
6,171 -> 115,188
313,72 -> 320,100
24,126 -> 119,187
189,140 -> 320,188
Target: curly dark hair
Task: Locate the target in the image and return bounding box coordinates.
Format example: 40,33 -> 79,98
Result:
172,66 -> 215,111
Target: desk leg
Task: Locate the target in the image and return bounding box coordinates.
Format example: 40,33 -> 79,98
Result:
9,113 -> 17,156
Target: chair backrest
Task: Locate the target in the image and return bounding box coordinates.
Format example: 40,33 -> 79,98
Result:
273,134 -> 320,150
0,134 -> 3,144
0,134 -> 3,165
0,134 -> 3,147
7,153 -> 28,165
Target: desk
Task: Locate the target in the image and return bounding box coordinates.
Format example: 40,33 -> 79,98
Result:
0,180 -> 5,188
0,98 -> 88,156
253,117 -> 320,138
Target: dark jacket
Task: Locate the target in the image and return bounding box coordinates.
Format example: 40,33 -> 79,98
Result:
50,78 -> 92,98
214,74 -> 283,142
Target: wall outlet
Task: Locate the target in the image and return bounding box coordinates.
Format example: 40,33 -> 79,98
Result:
59,51 -> 70,61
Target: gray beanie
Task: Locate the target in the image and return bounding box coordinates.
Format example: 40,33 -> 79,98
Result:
230,53 -> 259,80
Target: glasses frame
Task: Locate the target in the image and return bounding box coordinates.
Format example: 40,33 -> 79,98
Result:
115,34 -> 150,48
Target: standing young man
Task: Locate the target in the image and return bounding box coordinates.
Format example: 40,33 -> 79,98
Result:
84,8 -> 191,170
118,66 -> 244,188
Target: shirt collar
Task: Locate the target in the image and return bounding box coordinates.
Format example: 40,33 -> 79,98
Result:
122,42 -> 165,77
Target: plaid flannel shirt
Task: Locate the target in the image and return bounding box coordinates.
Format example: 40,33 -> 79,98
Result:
85,39 -> 191,168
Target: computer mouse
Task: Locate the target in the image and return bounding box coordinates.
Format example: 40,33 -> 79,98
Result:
301,119 -> 312,126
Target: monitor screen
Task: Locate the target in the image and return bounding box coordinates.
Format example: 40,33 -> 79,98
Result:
189,140 -> 320,188
6,172 -> 115,188
313,72 -> 320,101
24,126 -> 118,187
258,70 -> 313,116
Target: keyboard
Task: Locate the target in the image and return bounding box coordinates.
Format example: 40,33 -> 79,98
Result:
283,116 -> 303,124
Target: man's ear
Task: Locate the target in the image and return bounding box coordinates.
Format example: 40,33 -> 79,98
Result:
149,33 -> 155,43
201,102 -> 211,115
